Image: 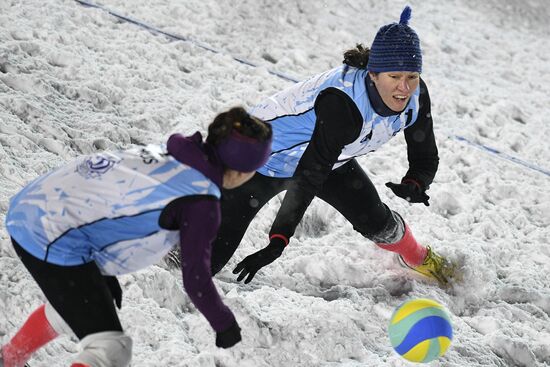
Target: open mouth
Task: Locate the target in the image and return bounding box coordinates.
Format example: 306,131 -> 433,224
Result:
393,95 -> 408,101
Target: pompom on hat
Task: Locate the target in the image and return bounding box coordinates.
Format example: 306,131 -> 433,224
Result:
367,6 -> 423,73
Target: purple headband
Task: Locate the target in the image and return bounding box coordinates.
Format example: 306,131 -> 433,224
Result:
216,130 -> 272,172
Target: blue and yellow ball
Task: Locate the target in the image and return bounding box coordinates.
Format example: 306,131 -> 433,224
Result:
388,298 -> 453,363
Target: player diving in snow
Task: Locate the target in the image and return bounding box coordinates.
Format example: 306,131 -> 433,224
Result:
207,6 -> 460,287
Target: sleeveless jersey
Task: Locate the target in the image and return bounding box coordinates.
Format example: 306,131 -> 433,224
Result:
5,144 -> 221,275
250,65 -> 420,177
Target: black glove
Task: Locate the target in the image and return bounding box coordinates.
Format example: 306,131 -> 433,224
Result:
104,275 -> 123,309
232,237 -> 286,284
385,179 -> 430,206
216,320 -> 242,348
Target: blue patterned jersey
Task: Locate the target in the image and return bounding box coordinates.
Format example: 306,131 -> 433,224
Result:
5,144 -> 221,275
251,66 -> 420,177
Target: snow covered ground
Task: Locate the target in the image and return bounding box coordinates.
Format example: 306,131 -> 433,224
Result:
1,0 -> 549,366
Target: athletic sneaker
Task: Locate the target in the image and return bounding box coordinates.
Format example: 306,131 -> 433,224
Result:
397,246 -> 458,286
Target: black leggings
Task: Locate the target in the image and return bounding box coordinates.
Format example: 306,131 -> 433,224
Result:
12,239 -> 123,340
211,159 -> 392,274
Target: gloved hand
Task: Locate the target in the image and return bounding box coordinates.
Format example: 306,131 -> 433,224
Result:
232,237 -> 286,284
385,179 -> 430,206
104,275 -> 123,309
216,320 -> 242,348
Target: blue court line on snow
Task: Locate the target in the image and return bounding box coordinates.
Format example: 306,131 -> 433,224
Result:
453,136 -> 550,177
74,0 -> 299,83
74,0 -> 550,178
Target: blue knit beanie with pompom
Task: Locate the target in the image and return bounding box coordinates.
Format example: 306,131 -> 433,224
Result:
367,6 -> 422,73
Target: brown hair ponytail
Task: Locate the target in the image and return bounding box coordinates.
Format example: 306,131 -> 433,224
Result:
343,44 -> 370,69
206,107 -> 272,146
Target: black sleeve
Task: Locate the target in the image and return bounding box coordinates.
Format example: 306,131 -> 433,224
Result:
403,78 -> 439,188
269,88 -> 363,240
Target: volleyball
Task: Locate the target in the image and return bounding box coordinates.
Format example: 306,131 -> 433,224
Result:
388,298 -> 453,363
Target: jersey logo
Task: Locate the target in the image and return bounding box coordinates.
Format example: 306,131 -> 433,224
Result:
76,154 -> 121,179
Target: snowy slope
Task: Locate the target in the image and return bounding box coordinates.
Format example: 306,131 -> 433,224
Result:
1,0 -> 549,366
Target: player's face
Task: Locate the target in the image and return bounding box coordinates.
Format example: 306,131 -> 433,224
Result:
369,71 -> 420,112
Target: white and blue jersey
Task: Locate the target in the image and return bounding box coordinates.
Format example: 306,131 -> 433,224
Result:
5,144 -> 221,275
251,65 -> 420,177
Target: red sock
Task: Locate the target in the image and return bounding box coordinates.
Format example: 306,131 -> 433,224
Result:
71,364 -> 91,367
376,224 -> 427,266
1,304 -> 59,367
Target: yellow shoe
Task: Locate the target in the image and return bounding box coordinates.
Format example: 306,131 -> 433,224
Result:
397,246 -> 458,286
